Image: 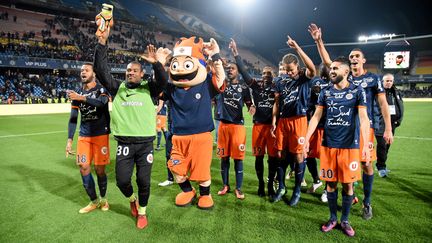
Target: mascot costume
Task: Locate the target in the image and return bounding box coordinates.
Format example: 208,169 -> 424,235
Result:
158,36 -> 225,209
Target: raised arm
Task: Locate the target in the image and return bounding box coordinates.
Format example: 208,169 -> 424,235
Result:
229,38 -> 254,85
204,38 -> 226,90
94,27 -> 121,96
142,44 -> 170,97
308,23 -> 332,67
287,35 -> 316,79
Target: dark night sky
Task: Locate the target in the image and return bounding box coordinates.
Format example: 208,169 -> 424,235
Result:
149,0 -> 432,63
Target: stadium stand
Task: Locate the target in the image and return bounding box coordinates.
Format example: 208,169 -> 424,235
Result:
414,56 -> 432,75
1,2 -> 431,103
0,69 -> 80,103
121,0 -> 186,33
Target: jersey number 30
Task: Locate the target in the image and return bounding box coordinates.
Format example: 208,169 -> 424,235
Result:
117,146 -> 130,156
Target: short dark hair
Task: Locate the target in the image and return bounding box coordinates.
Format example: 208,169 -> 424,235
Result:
226,62 -> 238,69
128,61 -> 143,71
282,53 -> 299,65
82,62 -> 94,70
333,56 -> 351,68
350,48 -> 365,58
318,63 -> 330,80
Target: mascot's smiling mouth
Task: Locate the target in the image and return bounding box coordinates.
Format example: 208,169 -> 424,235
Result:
170,69 -> 198,82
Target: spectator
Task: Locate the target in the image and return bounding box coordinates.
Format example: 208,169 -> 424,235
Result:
374,73 -> 404,177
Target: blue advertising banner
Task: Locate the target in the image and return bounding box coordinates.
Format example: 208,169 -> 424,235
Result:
0,55 -> 151,73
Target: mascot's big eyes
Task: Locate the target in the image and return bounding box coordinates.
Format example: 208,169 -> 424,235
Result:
184,60 -> 194,71
172,61 -> 179,70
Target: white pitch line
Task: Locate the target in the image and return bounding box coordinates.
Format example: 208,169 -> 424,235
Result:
395,136 -> 432,141
243,127 -> 432,141
0,130 -> 64,138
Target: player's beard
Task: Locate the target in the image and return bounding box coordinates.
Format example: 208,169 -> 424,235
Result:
81,79 -> 91,84
330,74 -> 344,84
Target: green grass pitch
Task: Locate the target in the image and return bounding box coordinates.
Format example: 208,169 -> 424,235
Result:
0,102 -> 431,242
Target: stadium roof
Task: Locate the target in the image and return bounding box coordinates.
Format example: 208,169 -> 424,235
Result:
148,0 -> 432,64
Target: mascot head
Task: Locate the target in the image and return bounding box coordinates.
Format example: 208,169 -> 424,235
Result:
170,37 -> 208,87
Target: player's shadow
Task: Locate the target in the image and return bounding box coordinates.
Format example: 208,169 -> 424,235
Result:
7,164 -> 83,205
7,164 -> 133,218
106,203 -> 130,217
386,175 -> 432,203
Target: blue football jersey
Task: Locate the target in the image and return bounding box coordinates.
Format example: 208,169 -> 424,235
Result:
349,72 -> 384,128
318,83 -> 366,149
71,83 -> 110,137
274,71 -> 311,118
308,77 -> 330,128
166,75 -> 222,135
249,80 -> 275,124
215,82 -> 252,125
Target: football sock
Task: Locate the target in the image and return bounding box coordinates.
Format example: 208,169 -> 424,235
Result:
137,206 -> 147,215
179,179 -> 193,192
167,167 -> 174,181
81,174 -> 97,201
276,161 -> 286,190
341,190 -> 353,222
221,157 -> 230,186
327,190 -> 338,221
234,159 -> 244,190
288,156 -> 295,172
267,157 -> 277,190
255,156 -> 264,186
294,161 -> 306,190
163,130 -> 168,141
97,174 -> 107,198
306,158 -> 320,183
128,194 -> 137,202
199,185 -> 210,196
156,131 -> 162,146
363,173 -> 374,205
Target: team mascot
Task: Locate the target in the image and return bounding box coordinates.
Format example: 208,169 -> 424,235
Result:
160,36 -> 225,209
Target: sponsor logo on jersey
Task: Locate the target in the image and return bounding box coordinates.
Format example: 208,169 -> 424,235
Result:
361,82 -> 368,88
126,93 -> 137,97
121,101 -> 143,106
334,92 -> 345,99
346,93 -> 353,100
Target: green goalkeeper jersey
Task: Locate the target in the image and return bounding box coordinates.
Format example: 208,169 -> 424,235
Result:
111,81 -> 156,137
